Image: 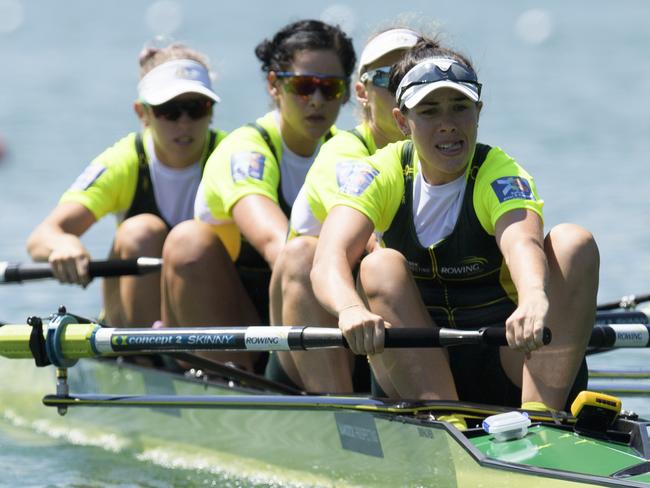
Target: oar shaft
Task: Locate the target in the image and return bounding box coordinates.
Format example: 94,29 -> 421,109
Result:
589,323 -> 650,348
0,322 -> 549,364
597,294 -> 650,311
1,320 -> 646,365
94,326 -> 337,354
0,257 -> 163,283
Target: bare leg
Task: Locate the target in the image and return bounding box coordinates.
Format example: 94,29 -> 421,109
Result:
103,214 -> 167,327
501,223 -> 599,410
359,248 -> 458,400
273,236 -> 354,393
161,220 -> 261,371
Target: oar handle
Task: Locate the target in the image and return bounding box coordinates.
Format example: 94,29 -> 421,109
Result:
87,257 -> 162,278
383,326 -> 552,348
0,257 -> 162,283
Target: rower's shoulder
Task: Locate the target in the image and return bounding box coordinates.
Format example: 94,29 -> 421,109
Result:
207,112 -> 279,166
89,132 -> 142,170
476,145 -> 535,182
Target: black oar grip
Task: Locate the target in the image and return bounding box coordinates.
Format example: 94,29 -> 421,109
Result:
383,326 -> 552,348
0,258 -> 162,283
479,326 -> 552,346
384,328 -> 441,348
88,259 -> 140,278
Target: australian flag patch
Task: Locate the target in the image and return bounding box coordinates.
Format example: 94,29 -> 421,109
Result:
336,161 -> 379,197
231,152 -> 266,182
490,176 -> 535,203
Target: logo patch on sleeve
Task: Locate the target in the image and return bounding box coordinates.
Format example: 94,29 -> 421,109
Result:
336,161 -> 379,197
490,176 -> 535,203
68,164 -> 107,191
231,152 -> 266,182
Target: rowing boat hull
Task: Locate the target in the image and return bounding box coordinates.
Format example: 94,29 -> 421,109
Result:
1,357 -> 649,487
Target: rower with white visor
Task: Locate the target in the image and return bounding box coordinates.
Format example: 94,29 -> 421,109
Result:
27,42 -> 227,328
305,37 -> 599,424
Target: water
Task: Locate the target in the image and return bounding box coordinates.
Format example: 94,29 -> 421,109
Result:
1,0 -> 649,485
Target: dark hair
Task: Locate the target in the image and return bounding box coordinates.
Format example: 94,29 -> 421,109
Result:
388,38 -> 475,98
254,19 -> 356,83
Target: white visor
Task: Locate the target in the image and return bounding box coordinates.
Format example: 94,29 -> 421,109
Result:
138,59 -> 220,105
396,58 -> 481,110
358,28 -> 419,75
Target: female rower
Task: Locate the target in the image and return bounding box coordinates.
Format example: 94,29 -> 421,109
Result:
269,27 -> 421,393
26,43 -> 226,327
309,38 -> 598,412
161,20 -> 355,371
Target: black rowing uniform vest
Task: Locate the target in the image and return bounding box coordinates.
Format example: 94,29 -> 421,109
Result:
236,123 -> 334,271
382,141 -> 517,329
123,130 -> 219,229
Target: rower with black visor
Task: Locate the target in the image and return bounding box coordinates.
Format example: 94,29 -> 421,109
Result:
304,37 -> 599,428
26,41 -> 227,329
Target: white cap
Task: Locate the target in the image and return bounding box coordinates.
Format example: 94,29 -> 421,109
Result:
138,59 -> 220,105
358,28 -> 420,75
396,57 -> 481,110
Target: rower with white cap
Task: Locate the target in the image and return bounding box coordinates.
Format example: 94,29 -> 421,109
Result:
307,37 -> 599,419
266,27 -> 422,393
27,42 -> 227,328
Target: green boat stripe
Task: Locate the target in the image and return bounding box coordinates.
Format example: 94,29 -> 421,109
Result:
41,392 -> 568,423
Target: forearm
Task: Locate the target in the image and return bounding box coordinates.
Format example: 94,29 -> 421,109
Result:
232,195 -> 288,269
258,226 -> 288,270
496,210 -> 548,300
311,251 -> 364,317
503,235 -> 548,301
27,223 -> 85,261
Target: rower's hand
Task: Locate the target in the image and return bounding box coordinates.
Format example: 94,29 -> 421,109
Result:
48,236 -> 92,287
505,290 -> 549,356
338,304 -> 387,355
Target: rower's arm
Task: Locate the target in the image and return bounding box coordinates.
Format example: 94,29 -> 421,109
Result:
311,205 -> 374,316
312,206 -> 390,354
27,202 -> 96,261
231,194 -> 288,269
26,202 -> 96,286
495,208 -> 548,352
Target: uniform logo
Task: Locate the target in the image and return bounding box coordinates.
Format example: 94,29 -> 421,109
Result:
491,177 -> 535,203
336,161 -> 379,197
175,65 -> 201,80
439,256 -> 489,276
231,152 -> 266,182
68,164 -> 106,191
407,260 -> 432,275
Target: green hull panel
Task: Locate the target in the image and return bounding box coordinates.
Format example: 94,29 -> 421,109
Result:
1,357 -> 648,487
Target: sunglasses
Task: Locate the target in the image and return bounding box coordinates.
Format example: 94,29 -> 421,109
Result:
360,66 -> 391,89
397,60 -> 482,107
148,98 -> 214,121
275,72 -> 347,101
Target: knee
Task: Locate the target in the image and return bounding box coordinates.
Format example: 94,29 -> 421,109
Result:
545,223 -> 600,276
114,214 -> 168,256
359,248 -> 411,300
163,220 -> 230,276
278,237 -> 317,287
